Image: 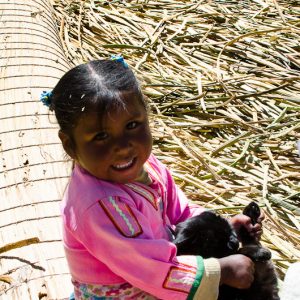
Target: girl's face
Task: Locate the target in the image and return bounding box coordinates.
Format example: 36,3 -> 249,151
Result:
68,93 -> 152,184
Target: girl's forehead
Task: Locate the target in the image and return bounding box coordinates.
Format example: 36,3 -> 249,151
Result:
77,98 -> 146,132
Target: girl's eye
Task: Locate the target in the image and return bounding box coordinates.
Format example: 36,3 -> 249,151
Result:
127,121 -> 139,130
94,132 -> 108,141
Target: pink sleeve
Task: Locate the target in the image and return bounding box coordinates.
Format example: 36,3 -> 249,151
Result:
74,197 -> 213,300
150,156 -> 205,224
166,182 -> 206,224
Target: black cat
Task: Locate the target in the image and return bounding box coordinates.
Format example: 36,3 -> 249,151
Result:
173,202 -> 280,300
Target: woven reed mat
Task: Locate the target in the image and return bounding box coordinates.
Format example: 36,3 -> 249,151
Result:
0,0 -> 72,299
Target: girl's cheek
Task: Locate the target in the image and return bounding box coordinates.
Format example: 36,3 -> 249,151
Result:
136,125 -> 152,142
84,143 -> 110,160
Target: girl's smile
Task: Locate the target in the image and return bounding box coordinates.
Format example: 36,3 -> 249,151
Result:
66,93 -> 152,184
112,158 -> 134,169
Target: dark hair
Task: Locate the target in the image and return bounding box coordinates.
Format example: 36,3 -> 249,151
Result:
50,59 -> 145,135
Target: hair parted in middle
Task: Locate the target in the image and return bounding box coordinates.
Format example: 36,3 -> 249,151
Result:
50,59 -> 146,135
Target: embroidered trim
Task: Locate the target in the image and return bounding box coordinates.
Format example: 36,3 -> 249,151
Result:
145,161 -> 167,198
187,256 -> 204,300
174,256 -> 199,269
126,183 -> 158,210
99,196 -> 143,238
144,159 -> 168,223
163,265 -> 197,294
72,280 -> 157,299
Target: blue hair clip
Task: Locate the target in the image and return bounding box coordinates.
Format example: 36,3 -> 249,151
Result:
111,54 -> 128,68
40,90 -> 52,107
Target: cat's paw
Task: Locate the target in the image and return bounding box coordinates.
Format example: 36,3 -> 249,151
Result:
239,245 -> 271,261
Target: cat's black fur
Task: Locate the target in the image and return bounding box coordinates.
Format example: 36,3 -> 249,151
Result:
173,202 -> 280,300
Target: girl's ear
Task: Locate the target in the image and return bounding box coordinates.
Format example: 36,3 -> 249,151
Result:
58,130 -> 76,159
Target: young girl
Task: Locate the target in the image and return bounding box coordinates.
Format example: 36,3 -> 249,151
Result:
41,57 -> 263,300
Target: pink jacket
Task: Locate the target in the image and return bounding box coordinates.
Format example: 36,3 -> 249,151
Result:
61,154 -> 220,299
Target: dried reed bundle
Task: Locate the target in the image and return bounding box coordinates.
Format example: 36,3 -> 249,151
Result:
52,0 -> 300,280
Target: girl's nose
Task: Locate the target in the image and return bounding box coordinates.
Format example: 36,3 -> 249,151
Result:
114,136 -> 132,153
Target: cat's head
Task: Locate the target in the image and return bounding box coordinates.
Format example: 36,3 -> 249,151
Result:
174,211 -> 239,258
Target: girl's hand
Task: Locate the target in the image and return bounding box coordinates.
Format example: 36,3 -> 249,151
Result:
219,254 -> 255,289
230,211 -> 265,242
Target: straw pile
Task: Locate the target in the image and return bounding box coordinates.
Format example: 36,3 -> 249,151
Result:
52,0 -> 300,281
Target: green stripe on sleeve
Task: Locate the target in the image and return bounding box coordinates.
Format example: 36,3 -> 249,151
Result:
187,256 -> 204,300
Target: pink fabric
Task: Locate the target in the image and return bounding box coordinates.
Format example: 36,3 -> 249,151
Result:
61,154 -> 205,299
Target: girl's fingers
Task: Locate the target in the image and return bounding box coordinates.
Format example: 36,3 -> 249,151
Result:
250,229 -> 262,237
257,211 -> 265,223
230,214 -> 251,230
231,212 -> 264,241
253,223 -> 262,231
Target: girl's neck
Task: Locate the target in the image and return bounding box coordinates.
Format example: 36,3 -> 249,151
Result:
134,167 -> 152,185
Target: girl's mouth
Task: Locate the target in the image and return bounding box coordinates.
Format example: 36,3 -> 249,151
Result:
112,158 -> 136,171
